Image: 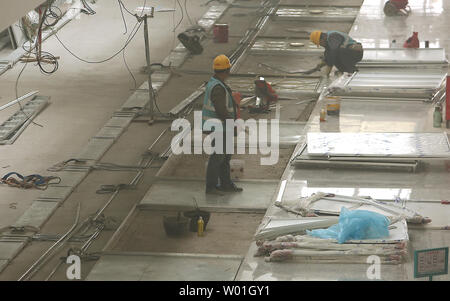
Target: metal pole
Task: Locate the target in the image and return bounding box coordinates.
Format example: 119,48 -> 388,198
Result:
143,15 -> 155,124
446,76 -> 450,128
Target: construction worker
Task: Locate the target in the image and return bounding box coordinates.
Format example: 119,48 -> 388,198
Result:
202,54 -> 243,195
384,0 -> 410,16
310,30 -> 364,75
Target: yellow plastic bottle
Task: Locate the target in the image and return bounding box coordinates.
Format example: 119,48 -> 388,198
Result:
197,216 -> 204,237
320,108 -> 326,122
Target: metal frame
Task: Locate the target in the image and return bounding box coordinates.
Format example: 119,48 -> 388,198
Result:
306,132 -> 450,158
273,6 -> 358,22
292,143 -> 419,172
359,48 -> 448,66
0,95 -> 49,145
250,37 -> 321,55
331,70 -> 448,100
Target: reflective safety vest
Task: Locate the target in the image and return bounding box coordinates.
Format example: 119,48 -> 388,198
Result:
327,30 -> 357,48
202,77 -> 236,131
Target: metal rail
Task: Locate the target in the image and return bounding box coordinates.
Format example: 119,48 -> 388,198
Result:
18,203 -> 81,281
42,126 -> 168,281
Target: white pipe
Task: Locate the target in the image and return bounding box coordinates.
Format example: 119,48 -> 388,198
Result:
275,180 -> 287,204
0,91 -> 38,112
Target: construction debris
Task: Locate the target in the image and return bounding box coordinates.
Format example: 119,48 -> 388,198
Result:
256,219 -> 409,264
283,192 -> 432,225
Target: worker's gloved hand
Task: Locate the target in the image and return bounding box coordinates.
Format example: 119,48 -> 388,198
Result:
303,62 -> 325,75
318,60 -> 327,67
325,86 -> 342,95
324,65 -> 332,77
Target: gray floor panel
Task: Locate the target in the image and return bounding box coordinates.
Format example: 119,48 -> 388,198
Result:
0,242 -> 25,260
77,138 -> 114,161
87,253 -> 242,281
251,38 -> 321,55
121,91 -> 149,110
227,75 -> 321,96
12,201 -> 59,229
0,260 -> 8,273
274,6 -> 358,22
104,116 -> 133,128
94,126 -> 125,140
162,49 -> 189,68
262,20 -> 353,38
39,186 -> 74,201
54,171 -> 88,188
139,179 -> 278,212
236,53 -> 322,75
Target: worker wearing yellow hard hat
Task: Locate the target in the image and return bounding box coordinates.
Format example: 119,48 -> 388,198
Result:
213,54 -> 232,71
202,54 -> 243,195
309,30 -> 363,75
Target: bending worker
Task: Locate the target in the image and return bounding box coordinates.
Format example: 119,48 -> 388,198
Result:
202,54 -> 243,195
309,30 -> 364,75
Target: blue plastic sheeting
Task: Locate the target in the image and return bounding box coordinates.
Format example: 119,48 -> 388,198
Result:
307,207 -> 390,243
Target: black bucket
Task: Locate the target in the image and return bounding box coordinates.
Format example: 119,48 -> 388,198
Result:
163,214 -> 189,237
183,210 -> 211,232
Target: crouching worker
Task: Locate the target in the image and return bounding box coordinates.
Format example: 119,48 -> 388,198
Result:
310,30 -> 364,75
203,54 -> 243,195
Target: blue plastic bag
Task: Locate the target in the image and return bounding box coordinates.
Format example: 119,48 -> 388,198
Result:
307,207 -> 390,244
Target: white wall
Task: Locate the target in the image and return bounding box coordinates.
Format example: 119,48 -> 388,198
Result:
0,0 -> 44,32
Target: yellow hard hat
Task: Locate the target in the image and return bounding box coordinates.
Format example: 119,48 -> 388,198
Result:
213,54 -> 231,71
310,31 -> 322,46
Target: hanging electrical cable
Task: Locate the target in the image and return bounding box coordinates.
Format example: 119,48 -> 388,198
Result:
44,4 -> 62,27
117,1 -> 128,35
80,0 -> 96,15
12,1 -> 60,127
54,0 -> 147,64
54,20 -> 143,64
120,15 -> 144,90
117,0 -> 135,16
173,0 -> 184,32
184,0 -> 194,26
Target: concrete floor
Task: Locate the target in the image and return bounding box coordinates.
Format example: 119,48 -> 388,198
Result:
0,0 -> 210,229
111,210 -> 263,255
1,0 -> 449,282
0,0 -> 212,280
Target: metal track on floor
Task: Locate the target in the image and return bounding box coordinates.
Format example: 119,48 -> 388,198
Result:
0,96 -> 49,145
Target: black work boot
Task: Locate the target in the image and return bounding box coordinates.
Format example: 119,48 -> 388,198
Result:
206,187 -> 225,196
217,182 -> 243,192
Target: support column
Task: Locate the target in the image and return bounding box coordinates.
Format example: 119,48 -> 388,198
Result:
447,76 -> 450,128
